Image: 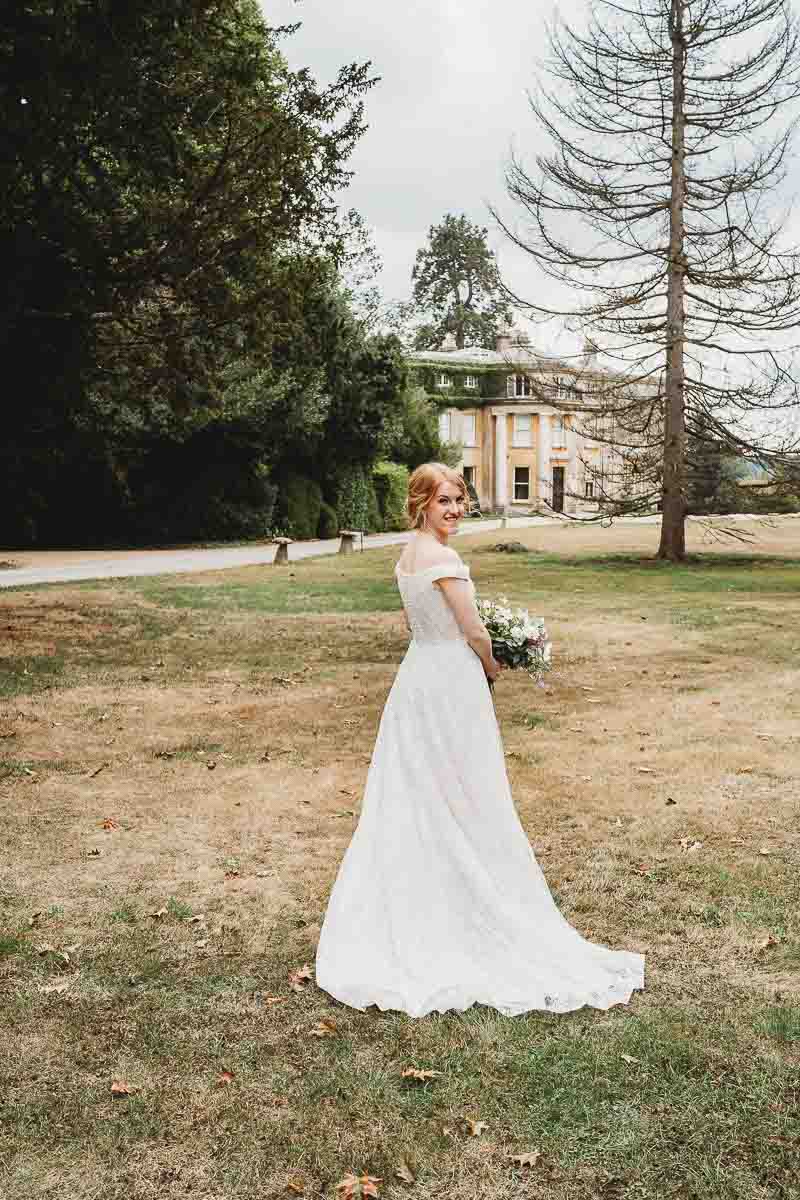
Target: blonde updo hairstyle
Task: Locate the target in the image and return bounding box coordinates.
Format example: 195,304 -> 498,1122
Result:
406,462 -> 468,530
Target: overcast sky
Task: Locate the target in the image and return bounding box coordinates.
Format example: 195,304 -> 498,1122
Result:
269,0 -> 566,328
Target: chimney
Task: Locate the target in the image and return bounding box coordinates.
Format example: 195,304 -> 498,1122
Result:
495,324 -> 513,354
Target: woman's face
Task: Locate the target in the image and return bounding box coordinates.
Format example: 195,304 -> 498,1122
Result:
424,480 -> 465,539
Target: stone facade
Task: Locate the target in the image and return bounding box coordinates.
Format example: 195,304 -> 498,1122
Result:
405,329 -> 651,515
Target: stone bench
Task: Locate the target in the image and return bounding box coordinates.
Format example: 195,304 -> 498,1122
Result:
272,536 -> 293,565
339,529 -> 363,555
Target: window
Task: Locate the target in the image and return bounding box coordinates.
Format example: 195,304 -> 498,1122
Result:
514,467 -> 530,501
511,374 -> 532,397
552,413 -> 566,445
464,374 -> 478,390
463,465 -> 476,489
585,480 -> 595,499
462,413 -> 476,446
512,413 -> 532,446
435,372 -> 452,388
438,411 -> 451,441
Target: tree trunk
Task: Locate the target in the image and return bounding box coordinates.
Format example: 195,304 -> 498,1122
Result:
658,0 -> 688,562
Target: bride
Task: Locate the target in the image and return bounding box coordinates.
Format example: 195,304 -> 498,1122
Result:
315,462 -> 644,1018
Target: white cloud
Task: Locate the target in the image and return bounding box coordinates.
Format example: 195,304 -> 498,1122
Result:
268,0 -> 560,303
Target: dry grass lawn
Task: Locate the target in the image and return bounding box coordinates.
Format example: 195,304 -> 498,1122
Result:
1,516 -> 799,1200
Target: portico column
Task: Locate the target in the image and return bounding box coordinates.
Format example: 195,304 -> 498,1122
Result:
566,416 -> 579,510
495,410 -> 508,510
537,412 -> 551,507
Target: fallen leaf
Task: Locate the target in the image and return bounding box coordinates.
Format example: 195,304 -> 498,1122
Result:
100,817 -> 118,830
89,763 -> 108,778
509,1150 -> 542,1168
288,964 -> 313,991
394,1159 -> 416,1184
216,1069 -> 235,1087
28,911 -> 43,927
758,934 -> 780,951
637,767 -> 655,774
224,870 -> 240,880
401,1067 -> 443,1082
309,1018 -> 339,1038
464,1118 -> 489,1136
335,1174 -> 382,1199
37,980 -> 71,995
286,1177 -> 306,1195
110,1080 -> 135,1098
149,907 -> 168,919
620,1053 -> 641,1065
758,847 -> 771,856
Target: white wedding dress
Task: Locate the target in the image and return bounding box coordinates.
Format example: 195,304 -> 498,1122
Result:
315,554 -> 645,1018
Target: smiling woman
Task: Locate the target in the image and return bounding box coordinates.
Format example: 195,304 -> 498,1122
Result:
315,459 -> 645,1018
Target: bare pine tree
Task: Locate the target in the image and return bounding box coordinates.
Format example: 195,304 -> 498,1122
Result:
493,0 -> 800,560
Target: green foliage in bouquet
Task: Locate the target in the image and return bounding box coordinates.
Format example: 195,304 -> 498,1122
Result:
476,596 -> 552,683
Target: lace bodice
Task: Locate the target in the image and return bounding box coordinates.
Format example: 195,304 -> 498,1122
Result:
395,559 -> 473,644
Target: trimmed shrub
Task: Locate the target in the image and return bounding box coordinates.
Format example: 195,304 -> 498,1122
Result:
366,480 -> 382,533
283,473 -> 322,540
335,465 -> 379,531
317,500 -> 339,539
373,461 -> 410,531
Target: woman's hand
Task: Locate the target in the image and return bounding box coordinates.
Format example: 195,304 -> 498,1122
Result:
486,657 -> 503,684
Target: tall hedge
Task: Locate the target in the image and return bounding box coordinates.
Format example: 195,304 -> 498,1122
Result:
335,465 -> 381,532
281,473 -> 322,540
373,461 -> 409,531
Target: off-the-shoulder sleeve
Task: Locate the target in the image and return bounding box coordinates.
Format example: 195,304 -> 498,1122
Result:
427,560 -> 470,584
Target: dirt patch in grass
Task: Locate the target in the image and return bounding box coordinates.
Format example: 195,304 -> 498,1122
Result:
1,519 -> 799,1198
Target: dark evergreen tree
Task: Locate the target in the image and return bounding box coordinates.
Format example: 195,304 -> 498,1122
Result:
410,215 -> 512,350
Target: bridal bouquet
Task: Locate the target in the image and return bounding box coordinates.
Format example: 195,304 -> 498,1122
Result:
476,595 -> 552,685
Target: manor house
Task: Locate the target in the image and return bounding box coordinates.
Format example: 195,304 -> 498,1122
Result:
406,328 -> 653,515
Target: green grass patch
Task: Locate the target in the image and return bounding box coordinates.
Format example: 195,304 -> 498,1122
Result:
756,1004 -> 800,1043
0,654 -> 66,698
2,922 -> 799,1200
130,576 -> 400,614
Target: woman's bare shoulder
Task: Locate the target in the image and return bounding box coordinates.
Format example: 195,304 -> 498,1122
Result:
397,539 -> 460,574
